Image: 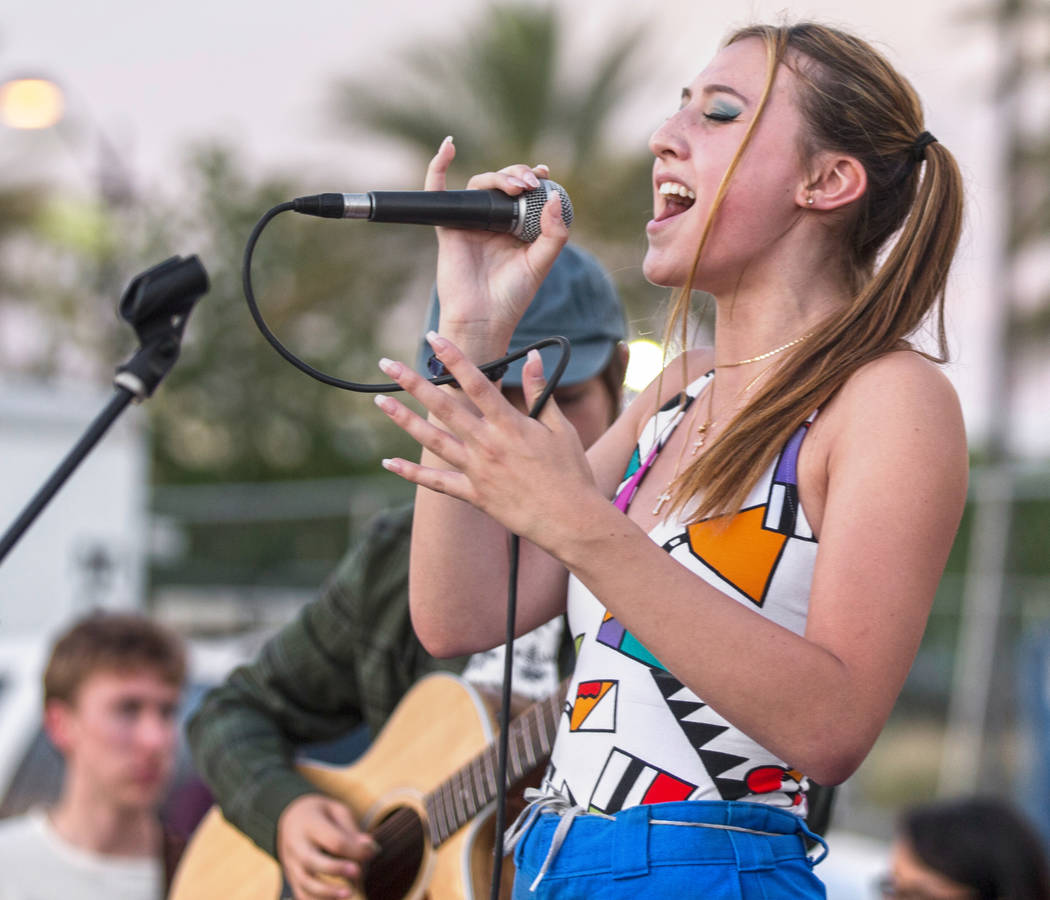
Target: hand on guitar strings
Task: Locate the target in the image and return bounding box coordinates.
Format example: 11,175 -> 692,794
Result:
277,794 -> 379,900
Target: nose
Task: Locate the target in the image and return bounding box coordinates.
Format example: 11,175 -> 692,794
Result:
648,111 -> 689,160
136,710 -> 176,753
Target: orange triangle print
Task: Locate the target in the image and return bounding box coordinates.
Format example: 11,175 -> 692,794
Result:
570,680 -> 616,731
686,506 -> 787,605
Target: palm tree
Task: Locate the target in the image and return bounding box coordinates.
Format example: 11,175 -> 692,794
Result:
330,2 -> 663,322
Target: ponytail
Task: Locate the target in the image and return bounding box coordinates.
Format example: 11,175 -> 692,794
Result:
665,23 -> 964,523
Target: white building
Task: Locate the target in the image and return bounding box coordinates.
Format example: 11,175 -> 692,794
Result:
0,377 -> 149,635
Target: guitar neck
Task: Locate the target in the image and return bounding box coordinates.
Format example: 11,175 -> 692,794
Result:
422,686 -> 563,846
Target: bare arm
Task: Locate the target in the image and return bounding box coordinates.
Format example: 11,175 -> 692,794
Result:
381,346 -> 967,784
539,352 -> 967,783
386,343 -> 646,656
392,141 -> 581,655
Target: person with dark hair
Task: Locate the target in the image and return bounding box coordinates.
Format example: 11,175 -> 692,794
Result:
0,611 -> 187,899
878,797 -> 1050,900
186,245 -> 629,900
374,19 -> 969,899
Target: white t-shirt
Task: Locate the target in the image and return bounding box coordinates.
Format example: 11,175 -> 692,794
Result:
460,617 -> 564,701
0,809 -> 162,900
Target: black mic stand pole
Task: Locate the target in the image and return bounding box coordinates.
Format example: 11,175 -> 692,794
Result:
0,255 -> 209,565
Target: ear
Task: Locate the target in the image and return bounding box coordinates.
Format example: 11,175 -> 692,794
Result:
44,699 -> 74,754
799,153 -> 867,211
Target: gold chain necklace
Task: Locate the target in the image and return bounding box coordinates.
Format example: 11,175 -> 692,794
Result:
714,329 -> 815,368
650,331 -> 814,517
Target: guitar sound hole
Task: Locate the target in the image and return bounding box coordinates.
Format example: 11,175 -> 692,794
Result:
363,807 -> 426,899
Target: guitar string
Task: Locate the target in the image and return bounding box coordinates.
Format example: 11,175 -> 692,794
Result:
352,693 -> 569,895
391,690 -> 565,848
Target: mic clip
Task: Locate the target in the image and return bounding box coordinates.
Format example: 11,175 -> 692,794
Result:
425,353 -> 509,388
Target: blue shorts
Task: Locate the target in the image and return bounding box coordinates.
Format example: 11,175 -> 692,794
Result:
510,800 -> 827,899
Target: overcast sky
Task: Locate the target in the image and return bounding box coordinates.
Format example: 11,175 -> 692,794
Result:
1,0 -> 1043,454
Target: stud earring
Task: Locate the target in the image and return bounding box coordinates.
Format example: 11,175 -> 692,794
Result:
806,195 -> 815,206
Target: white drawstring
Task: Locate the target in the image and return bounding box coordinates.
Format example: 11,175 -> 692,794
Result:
503,788 -> 613,891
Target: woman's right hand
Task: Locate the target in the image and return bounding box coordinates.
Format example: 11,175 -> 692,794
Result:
424,137 -> 569,359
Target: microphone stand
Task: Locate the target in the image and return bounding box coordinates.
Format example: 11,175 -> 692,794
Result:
0,255 -> 209,565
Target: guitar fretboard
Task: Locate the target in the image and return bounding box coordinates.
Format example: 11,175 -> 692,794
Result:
423,687 -> 563,846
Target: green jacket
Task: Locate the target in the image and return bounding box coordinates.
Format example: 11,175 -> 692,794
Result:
186,503 -> 574,858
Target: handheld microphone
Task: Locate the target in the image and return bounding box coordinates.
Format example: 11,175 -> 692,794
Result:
291,179 -> 573,243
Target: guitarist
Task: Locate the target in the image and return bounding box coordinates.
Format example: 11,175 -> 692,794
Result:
186,244 -> 629,900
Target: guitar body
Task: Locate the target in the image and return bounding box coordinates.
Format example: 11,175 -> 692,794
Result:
171,673 -> 525,900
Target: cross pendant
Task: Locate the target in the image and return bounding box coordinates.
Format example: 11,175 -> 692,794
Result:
652,490 -> 672,516
691,422 -> 711,455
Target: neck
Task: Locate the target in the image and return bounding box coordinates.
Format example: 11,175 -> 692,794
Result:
709,270 -> 844,363
49,780 -> 160,857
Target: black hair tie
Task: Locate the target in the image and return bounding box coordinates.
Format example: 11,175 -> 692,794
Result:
910,131 -> 938,163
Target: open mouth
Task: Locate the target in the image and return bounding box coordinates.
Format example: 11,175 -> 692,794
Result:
655,180 -> 696,222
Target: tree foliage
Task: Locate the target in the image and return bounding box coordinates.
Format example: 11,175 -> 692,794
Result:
331,2 -> 664,322
3,3 -> 670,493
142,143 -> 429,485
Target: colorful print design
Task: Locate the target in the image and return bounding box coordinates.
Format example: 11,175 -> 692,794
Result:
661,421 -> 813,608
569,680 -> 619,733
650,668 -> 751,800
745,765 -> 808,809
546,373 -> 818,818
589,747 -> 697,814
596,612 -> 664,670
613,392 -> 694,514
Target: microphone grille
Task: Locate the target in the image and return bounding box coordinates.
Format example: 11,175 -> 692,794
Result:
518,179 -> 574,243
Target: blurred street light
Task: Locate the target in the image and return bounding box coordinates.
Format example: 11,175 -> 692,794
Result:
0,73 -> 134,208
0,77 -> 64,130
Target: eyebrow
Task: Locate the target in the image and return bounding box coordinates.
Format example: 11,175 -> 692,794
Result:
681,84 -> 751,105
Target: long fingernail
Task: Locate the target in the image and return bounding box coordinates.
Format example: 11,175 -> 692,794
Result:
507,176 -> 528,189
381,458 -> 402,473
374,394 -> 395,412
426,331 -> 449,353
378,358 -> 403,377
523,172 -> 541,188
442,135 -> 453,147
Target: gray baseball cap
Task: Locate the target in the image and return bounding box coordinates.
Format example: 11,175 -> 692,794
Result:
417,244 -> 626,387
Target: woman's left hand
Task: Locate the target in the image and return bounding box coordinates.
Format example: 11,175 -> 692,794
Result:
374,334 -> 598,549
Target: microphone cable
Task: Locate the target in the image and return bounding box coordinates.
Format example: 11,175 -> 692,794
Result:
243,201 -> 570,900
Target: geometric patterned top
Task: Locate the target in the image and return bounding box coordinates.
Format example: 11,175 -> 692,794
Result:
543,372 -> 818,815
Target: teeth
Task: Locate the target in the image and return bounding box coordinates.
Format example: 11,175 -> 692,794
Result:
659,182 -> 696,201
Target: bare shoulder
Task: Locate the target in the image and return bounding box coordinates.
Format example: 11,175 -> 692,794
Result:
821,350 -> 967,480
830,350 -> 963,425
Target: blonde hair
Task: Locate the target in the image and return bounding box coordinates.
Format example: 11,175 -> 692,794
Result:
666,22 -> 963,522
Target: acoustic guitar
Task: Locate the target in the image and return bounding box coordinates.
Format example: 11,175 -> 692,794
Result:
170,672 -> 564,900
